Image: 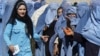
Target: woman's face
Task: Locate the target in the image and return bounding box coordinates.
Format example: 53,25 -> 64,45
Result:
68,13 -> 76,18
17,5 -> 26,17
57,8 -> 63,16
65,13 -> 76,20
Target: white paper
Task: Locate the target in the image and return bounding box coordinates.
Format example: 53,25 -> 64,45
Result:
13,45 -> 20,55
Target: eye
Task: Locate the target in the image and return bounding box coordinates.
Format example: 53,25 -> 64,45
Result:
23,9 -> 26,10
18,9 -> 26,10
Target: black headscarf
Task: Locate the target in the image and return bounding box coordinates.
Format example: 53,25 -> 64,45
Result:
7,0 -> 33,38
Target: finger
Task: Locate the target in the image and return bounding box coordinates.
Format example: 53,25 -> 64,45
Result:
44,38 -> 48,42
46,38 -> 48,42
63,28 -> 68,32
66,27 -> 70,30
44,35 -> 49,38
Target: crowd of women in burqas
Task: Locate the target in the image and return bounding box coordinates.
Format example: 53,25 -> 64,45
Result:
0,0 -> 100,56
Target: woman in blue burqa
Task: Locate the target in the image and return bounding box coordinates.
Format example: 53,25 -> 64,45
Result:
0,0 -> 17,56
81,1 -> 100,56
43,3 -> 60,56
62,5 -> 80,56
49,3 -> 80,56
63,1 -> 100,56
34,2 -> 59,56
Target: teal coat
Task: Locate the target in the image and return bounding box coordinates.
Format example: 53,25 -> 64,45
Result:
4,19 -> 41,56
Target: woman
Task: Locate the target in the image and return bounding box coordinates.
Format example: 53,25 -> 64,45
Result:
53,7 -> 63,56
42,3 -> 59,56
3,1 -> 48,56
63,2 -> 100,56
63,6 -> 80,56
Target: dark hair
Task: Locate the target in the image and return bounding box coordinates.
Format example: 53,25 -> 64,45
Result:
7,0 -> 33,38
57,7 -> 63,12
57,7 -> 63,18
73,2 -> 78,6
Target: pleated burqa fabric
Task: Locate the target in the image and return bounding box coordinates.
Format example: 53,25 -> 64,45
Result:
81,1 -> 100,46
0,0 -> 17,56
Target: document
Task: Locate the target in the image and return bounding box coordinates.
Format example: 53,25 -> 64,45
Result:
13,45 -> 20,55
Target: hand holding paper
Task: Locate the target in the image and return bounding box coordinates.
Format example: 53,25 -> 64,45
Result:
13,45 -> 20,55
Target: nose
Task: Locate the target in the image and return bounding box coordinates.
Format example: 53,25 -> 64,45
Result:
21,9 -> 26,13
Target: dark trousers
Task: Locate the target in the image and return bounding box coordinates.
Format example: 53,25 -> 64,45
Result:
85,42 -> 99,56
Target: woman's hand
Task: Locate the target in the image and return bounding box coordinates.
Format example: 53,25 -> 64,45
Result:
41,35 -> 49,42
43,26 -> 48,31
63,27 -> 74,36
9,45 -> 15,53
53,44 -> 59,56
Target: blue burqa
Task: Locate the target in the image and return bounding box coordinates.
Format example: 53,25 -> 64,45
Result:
35,3 -> 59,56
81,1 -> 100,46
0,0 -> 17,56
49,5 -> 79,56
74,2 -> 91,56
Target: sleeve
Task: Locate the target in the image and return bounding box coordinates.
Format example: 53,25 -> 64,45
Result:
73,32 -> 86,45
32,21 -> 42,42
3,24 -> 13,46
34,33 -> 42,42
33,30 -> 42,42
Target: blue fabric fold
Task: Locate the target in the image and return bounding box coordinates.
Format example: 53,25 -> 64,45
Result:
35,7 -> 48,34
54,15 -> 66,39
49,33 -> 57,56
60,0 -> 71,17
26,2 -> 35,17
0,0 -> 18,56
81,3 -> 100,46
34,2 -> 42,10
75,2 -> 91,33
45,3 -> 59,27
0,0 -> 7,17
66,6 -> 77,14
70,17 -> 80,26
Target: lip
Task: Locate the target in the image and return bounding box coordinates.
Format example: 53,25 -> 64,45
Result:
21,13 -> 25,15
19,13 -> 25,17
20,13 -> 25,15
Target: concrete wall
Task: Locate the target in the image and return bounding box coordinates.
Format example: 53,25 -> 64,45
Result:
46,0 -> 90,4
